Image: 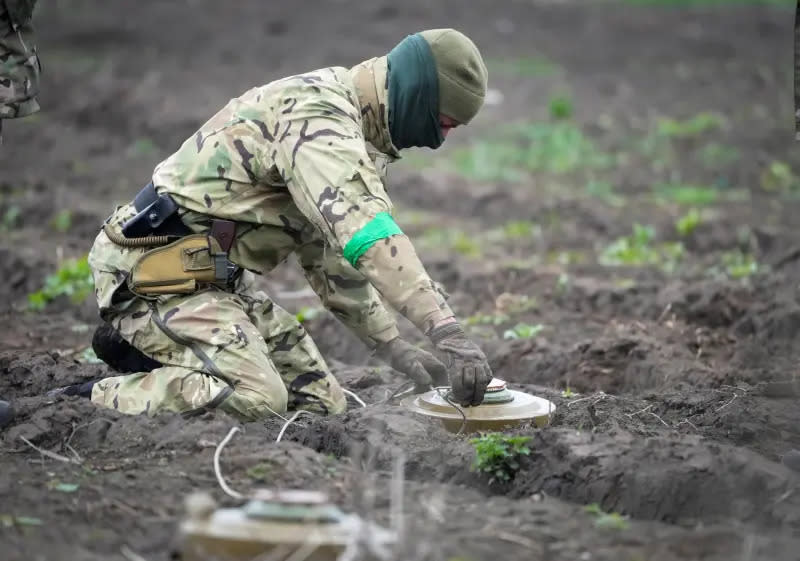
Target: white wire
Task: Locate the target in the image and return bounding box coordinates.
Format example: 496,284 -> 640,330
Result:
343,389 -> 367,408
213,426 -> 245,500
276,410 -> 314,443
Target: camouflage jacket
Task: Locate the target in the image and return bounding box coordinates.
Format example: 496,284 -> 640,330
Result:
0,0 -> 40,119
149,57 -> 453,346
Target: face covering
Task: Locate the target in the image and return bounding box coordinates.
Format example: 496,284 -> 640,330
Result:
386,34 -> 444,150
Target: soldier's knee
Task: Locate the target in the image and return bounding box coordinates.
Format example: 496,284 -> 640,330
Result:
329,391 -> 347,415
232,384 -> 288,421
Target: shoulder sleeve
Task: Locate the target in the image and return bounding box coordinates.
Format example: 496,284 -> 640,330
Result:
271,78 -> 393,253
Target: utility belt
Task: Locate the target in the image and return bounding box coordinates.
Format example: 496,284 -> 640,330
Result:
105,182 -> 240,296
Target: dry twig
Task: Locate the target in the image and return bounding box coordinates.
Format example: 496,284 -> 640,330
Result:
19,436 -> 81,465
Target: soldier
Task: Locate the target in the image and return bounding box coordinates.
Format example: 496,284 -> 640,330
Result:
1,0 -> 40,427
0,0 -> 41,141
52,29 -> 493,421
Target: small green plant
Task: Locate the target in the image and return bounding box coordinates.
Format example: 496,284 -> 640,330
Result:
295,306 -> 322,323
78,347 -> 104,364
656,112 -> 724,138
675,208 -> 701,236
129,137 -> 158,156
654,183 -> 718,206
420,228 -> 482,257
697,143 -> 739,169
47,481 -> 79,493
600,224 -> 684,272
465,313 -> 510,327
447,121 -> 609,180
503,323 -> 545,340
50,209 -> 73,233
561,386 -> 577,398
549,94 -> 573,120
246,462 -> 273,481
502,220 -> 538,239
0,515 -> 43,527
470,433 -> 532,484
583,503 -> 630,530
760,160 -> 800,193
720,250 -> 759,279
28,256 -> 94,311
1,205 -> 21,230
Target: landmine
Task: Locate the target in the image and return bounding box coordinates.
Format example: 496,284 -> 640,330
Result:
401,378 -> 555,433
176,489 -> 395,561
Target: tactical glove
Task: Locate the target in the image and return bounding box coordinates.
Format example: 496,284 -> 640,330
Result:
375,337 -> 448,391
429,322 -> 493,407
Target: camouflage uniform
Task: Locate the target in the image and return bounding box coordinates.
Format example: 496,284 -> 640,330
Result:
0,0 -> 40,132
88,56 -> 454,420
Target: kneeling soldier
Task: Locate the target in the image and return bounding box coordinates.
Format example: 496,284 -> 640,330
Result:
57,29 -> 494,420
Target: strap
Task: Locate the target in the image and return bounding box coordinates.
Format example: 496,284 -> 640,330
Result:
210,219 -> 236,252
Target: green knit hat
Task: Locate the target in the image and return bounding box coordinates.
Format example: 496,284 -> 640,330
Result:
418,29 -> 488,124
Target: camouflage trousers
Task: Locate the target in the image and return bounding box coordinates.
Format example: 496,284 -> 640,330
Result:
88,227 -> 347,421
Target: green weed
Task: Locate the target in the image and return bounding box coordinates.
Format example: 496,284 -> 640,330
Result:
448,120 -> 609,180
470,433 -> 532,484
583,503 -> 630,531
48,481 -> 79,493
246,462 -> 273,481
0,515 -> 43,527
295,307 -> 322,323
760,160 -> 800,193
549,95 -> 573,120
675,208 -> 702,236
697,143 -> 740,169
502,220 -> 538,239
1,205 -> 21,230
503,323 -> 545,340
720,250 -> 760,279
50,209 -> 73,233
465,313 -> 510,327
420,228 -> 482,257
654,183 -> 718,205
28,256 -> 94,311
656,113 -> 724,138
561,386 -> 577,398
129,137 -> 158,157
600,224 -> 684,272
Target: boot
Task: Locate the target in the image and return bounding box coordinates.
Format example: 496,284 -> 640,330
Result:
92,322 -> 162,373
46,381 -> 96,399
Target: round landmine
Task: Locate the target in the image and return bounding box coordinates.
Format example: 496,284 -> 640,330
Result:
401,378 -> 555,433
177,489 -> 394,560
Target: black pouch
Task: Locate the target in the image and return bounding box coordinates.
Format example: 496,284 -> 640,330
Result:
122,183 -> 190,238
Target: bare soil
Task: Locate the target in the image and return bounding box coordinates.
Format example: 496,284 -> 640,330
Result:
1,1 -> 799,560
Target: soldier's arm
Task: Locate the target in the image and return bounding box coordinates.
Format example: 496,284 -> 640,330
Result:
297,239 -> 400,348
274,86 -> 454,336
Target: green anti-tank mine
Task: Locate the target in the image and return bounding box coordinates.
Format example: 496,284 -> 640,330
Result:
176,489 -> 394,561
401,378 -> 555,433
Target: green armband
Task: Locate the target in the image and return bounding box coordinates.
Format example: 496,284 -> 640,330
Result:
343,212 -> 403,268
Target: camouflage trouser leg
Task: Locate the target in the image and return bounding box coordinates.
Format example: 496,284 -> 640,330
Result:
91,273 -> 345,420
244,281 -> 347,415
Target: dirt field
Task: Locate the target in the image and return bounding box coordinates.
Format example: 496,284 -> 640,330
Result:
2,1 -> 799,559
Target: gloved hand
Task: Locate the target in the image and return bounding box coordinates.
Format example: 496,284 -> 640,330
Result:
429,322 -> 493,407
375,337 -> 448,391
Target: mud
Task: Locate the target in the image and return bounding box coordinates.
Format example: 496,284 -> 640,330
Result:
2,1 -> 800,560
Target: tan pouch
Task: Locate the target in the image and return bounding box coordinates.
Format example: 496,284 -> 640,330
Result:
129,234 -> 225,295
